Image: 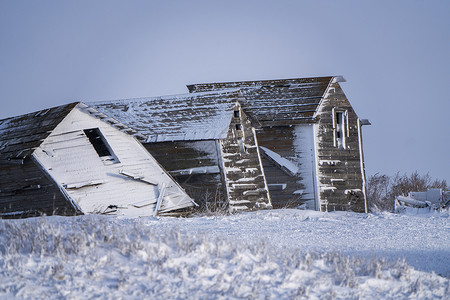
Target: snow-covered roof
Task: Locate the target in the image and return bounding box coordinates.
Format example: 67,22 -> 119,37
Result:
89,90 -> 242,142
0,103 -> 140,160
187,77 -> 334,127
0,103 -> 79,159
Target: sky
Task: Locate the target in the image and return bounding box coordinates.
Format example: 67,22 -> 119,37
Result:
0,0 -> 449,183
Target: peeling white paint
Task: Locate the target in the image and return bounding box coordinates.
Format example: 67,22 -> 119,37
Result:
33,105 -> 194,217
293,125 -> 316,209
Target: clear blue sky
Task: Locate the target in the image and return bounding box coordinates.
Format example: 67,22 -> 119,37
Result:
1,0 -> 449,182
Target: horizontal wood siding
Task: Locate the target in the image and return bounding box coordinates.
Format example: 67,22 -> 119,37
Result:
256,127 -> 312,208
314,83 -> 366,212
144,140 -> 226,210
0,158 -> 76,218
32,107 -> 192,217
188,77 -> 332,127
0,103 -> 78,159
220,107 -> 271,211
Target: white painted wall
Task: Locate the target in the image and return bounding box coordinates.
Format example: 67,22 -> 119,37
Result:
33,105 -> 193,217
293,124 -> 317,210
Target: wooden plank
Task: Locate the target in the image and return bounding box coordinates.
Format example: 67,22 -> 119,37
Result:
0,158 -> 76,217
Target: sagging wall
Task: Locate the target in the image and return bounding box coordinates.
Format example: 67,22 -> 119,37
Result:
33,107 -> 191,216
314,82 -> 367,212
0,158 -> 77,218
220,106 -> 271,211
144,140 -> 227,210
254,125 -> 316,209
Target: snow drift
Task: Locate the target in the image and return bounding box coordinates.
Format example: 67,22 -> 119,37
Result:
0,210 -> 448,299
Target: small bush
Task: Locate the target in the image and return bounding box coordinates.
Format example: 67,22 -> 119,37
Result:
367,171 -> 447,212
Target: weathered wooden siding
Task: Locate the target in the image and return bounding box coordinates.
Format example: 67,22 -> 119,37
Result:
220,107 -> 271,211
188,76 -> 368,213
143,140 -> 226,210
0,103 -> 78,160
0,158 -> 76,218
144,107 -> 272,213
255,125 -> 317,209
187,77 -> 332,127
314,82 -> 367,212
33,107 -> 192,217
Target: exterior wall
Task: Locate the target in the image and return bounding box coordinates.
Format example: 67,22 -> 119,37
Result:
220,107 -> 271,211
255,125 -> 316,209
143,140 -> 227,210
33,107 -> 192,217
0,158 -> 77,218
313,82 -> 367,212
144,107 -> 272,212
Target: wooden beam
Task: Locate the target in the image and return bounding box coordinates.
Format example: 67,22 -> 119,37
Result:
153,184 -> 166,217
0,159 -> 24,166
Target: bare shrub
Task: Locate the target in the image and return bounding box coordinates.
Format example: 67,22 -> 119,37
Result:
367,171 -> 448,212
367,173 -> 392,212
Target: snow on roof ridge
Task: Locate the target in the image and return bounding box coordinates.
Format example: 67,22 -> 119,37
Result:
86,89 -> 242,106
188,76 -> 335,87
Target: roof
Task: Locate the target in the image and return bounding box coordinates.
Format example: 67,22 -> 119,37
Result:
187,76 -> 335,126
89,90 -> 242,142
0,102 -> 141,160
0,103 -> 79,160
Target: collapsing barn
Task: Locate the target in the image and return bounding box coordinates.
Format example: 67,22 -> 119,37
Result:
90,90 -> 272,212
188,76 -> 370,213
0,102 -> 194,218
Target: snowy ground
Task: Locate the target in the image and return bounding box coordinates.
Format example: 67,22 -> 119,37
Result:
0,209 -> 448,299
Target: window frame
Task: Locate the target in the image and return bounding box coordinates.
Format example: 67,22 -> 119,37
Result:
332,108 -> 348,150
83,128 -> 120,165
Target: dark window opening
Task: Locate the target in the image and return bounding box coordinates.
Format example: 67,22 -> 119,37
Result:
336,112 -> 343,125
234,110 -> 240,118
83,128 -> 113,157
235,124 -> 242,130
335,111 -> 346,149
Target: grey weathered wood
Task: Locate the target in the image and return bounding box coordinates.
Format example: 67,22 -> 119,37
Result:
1,103 -> 195,218
91,92 -> 272,212
188,76 -> 368,213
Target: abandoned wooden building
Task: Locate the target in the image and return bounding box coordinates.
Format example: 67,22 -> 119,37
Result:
188,76 -> 369,213
90,89 -> 272,212
0,102 -> 195,218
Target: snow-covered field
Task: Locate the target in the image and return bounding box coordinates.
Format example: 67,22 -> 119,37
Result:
0,209 -> 448,299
